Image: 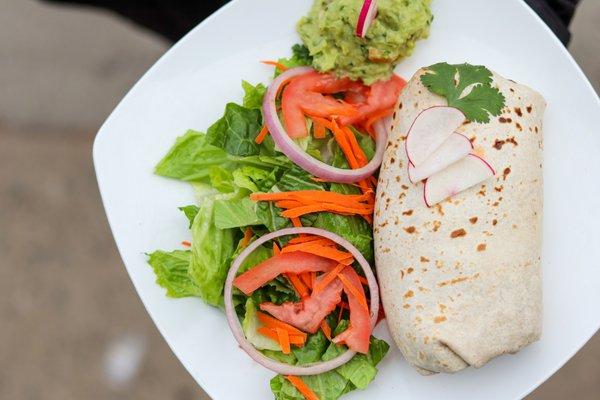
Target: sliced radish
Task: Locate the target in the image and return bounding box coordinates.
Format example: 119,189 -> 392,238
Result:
423,154 -> 495,207
356,0 -> 378,38
405,106 -> 465,167
408,133 -> 473,183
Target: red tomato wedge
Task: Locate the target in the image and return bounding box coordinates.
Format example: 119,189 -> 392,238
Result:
332,267 -> 371,354
233,251 -> 337,295
340,75 -> 406,125
282,72 -> 358,138
260,277 -> 343,333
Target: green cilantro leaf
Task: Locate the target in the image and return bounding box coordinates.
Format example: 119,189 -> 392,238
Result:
420,62 -> 505,123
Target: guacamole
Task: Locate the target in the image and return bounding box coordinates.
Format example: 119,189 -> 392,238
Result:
297,0 -> 433,84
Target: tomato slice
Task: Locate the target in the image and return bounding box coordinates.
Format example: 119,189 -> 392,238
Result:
259,277 -> 343,333
233,251 -> 337,295
339,75 -> 406,126
332,267 -> 371,354
282,72 -> 358,138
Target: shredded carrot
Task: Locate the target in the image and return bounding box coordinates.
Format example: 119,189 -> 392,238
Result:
321,320 -> 332,341
341,125 -> 368,166
285,376 -> 319,400
240,227 -> 253,248
338,272 -> 369,312
257,327 -> 306,346
276,328 -> 291,354
286,273 -> 310,298
273,242 -> 281,255
312,118 -> 327,139
309,116 -> 337,131
281,242 -> 353,264
300,272 -> 313,289
287,235 -> 333,245
310,272 -> 316,290
330,119 -> 359,169
281,203 -> 373,218
181,240 -> 191,247
313,263 -> 346,294
257,312 -> 306,336
290,217 -> 303,227
261,60 -> 288,71
251,190 -> 372,204
255,125 -> 269,144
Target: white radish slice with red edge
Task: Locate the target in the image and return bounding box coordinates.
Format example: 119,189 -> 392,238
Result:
356,0 -> 378,38
423,153 -> 495,207
405,106 -> 466,167
408,133 -> 473,183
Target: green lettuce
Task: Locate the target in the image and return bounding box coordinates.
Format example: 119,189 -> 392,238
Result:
146,250 -> 199,298
206,103 -> 262,157
188,196 -> 235,306
154,130 -> 230,181
178,205 -> 199,228
242,80 -> 267,110
242,298 -> 280,351
214,197 -> 261,229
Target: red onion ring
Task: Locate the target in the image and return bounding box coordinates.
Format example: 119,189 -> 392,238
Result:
224,227 -> 379,376
262,67 -> 388,183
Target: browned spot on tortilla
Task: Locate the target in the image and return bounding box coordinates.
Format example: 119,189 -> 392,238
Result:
400,270 -> 405,279
398,193 -> 406,200
403,290 -> 414,299
402,209 -> 413,216
492,201 -> 500,207
509,88 -> 515,93
469,217 -> 478,224
515,122 -> 523,131
492,219 -> 498,226
420,256 -> 430,263
434,316 -> 447,323
514,107 -> 522,117
503,167 -> 511,180
407,267 -> 414,274
477,185 -> 487,196
477,243 -> 487,252
415,304 -> 424,311
526,105 -> 532,113
534,126 -> 539,133
395,176 -> 401,182
435,204 -> 445,216
401,184 -> 409,190
494,185 -> 504,192
499,117 -> 512,123
493,139 -> 505,150
390,157 -> 396,164
439,304 -> 447,312
382,248 -> 391,253
450,228 -> 466,238
418,286 -> 429,292
404,226 -> 416,234
513,224 -> 518,229
403,304 -> 410,309
435,260 -> 444,269
424,336 -> 430,344
432,221 -> 441,232
379,221 -> 388,228
506,137 -> 518,146
438,276 -> 469,287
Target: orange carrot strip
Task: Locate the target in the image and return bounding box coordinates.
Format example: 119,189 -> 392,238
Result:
257,312 -> 306,336
181,240 -> 191,247
300,272 -> 313,289
251,190 -> 372,204
257,327 -> 305,346
286,273 -> 309,298
287,235 -> 330,245
275,200 -> 305,209
312,119 -> 327,139
240,227 -> 253,248
276,328 -> 291,354
290,217 -> 303,228
358,276 -> 369,286
330,120 -> 359,169
338,271 -> 369,312
273,242 -> 281,256
261,60 -> 288,71
313,264 -> 345,294
285,376 -> 319,400
321,320 -> 332,341
255,125 -> 269,144
281,204 -> 373,218
341,125 -> 368,166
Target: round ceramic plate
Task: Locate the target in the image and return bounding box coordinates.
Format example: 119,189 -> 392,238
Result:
94,0 -> 600,399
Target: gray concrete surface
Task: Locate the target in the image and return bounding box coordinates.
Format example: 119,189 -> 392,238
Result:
0,0 -> 598,399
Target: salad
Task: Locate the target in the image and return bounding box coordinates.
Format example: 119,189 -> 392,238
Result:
147,1 -> 432,399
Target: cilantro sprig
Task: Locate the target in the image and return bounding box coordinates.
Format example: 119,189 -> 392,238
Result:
420,62 -> 505,123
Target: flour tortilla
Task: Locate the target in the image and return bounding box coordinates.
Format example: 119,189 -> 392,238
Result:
374,68 -> 545,374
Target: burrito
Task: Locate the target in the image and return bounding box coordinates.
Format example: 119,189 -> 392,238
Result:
374,64 -> 545,374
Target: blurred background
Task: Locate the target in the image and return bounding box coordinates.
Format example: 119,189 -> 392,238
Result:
0,0 -> 598,399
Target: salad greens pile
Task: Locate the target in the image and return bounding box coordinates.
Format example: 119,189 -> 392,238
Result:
147,45 -> 387,400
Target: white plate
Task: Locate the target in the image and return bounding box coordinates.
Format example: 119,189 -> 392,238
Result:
93,0 -> 600,399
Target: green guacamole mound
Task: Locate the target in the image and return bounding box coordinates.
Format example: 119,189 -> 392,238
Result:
297,0 -> 433,84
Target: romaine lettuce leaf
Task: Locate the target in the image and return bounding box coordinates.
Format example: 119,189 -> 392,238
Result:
188,196 -> 235,306
213,197 -> 261,229
242,80 -> 266,110
178,205 -> 199,228
206,103 -> 262,157
146,250 -> 199,298
292,330 -> 328,365
277,165 -> 325,192
154,130 -> 230,181
242,298 -> 280,351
